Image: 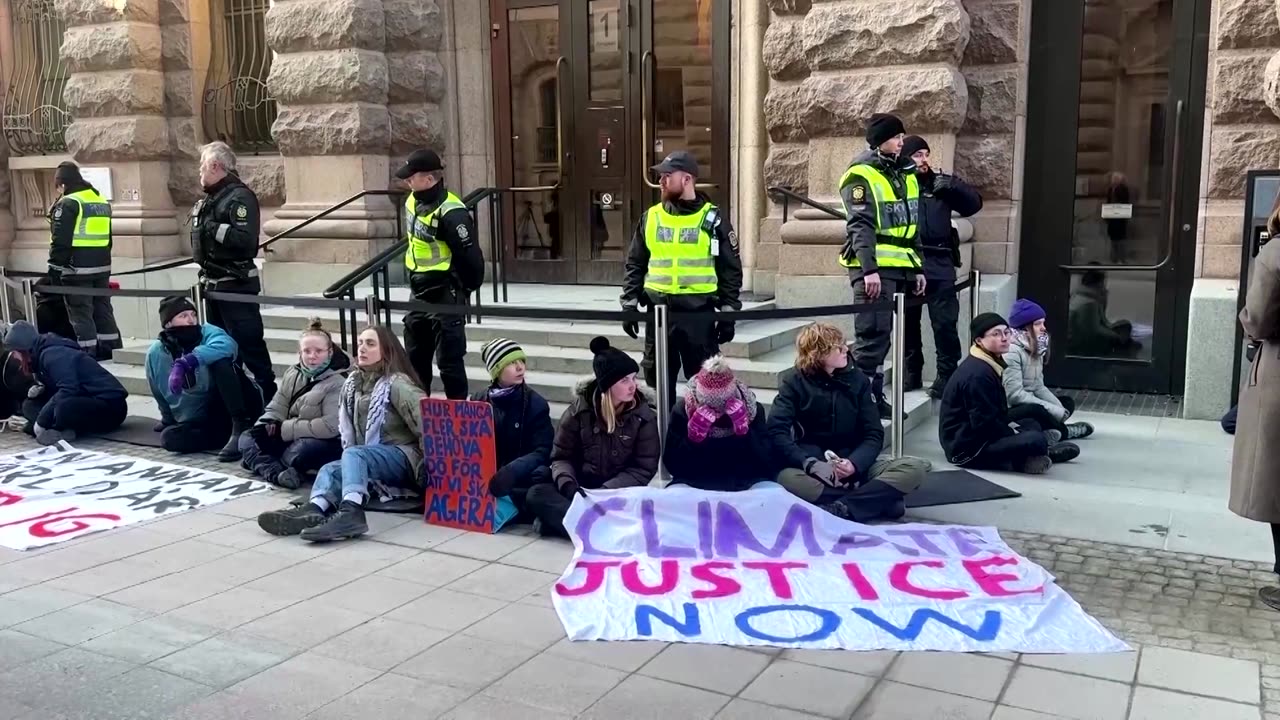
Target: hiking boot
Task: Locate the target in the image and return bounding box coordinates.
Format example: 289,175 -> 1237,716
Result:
1020,455 -> 1053,474
926,382 -> 946,400
1066,421 -> 1095,440
1048,442 -> 1081,464
274,467 -> 305,491
1044,429 -> 1062,445
217,419 -> 252,463
875,395 -> 892,420
300,500 -> 368,543
903,373 -> 923,392
819,500 -> 851,520
257,502 -> 329,536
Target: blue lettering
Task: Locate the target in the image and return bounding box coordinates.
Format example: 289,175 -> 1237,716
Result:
735,604 -> 840,644
635,603 -> 701,637
852,608 -> 1002,642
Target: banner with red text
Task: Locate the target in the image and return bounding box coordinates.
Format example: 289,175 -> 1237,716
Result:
552,484 -> 1128,653
0,446 -> 267,550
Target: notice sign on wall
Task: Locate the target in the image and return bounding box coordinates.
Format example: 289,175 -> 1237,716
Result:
0,446 -> 267,550
553,485 -> 1128,653
421,398 -> 499,533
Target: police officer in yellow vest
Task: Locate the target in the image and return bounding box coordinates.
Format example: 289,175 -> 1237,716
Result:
621,151 -> 743,407
396,149 -> 484,399
838,113 -> 926,419
47,161 -> 121,359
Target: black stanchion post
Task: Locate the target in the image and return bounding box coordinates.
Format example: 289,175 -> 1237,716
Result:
365,294 -> 380,326
338,293 -> 349,350
892,292 -> 907,458
654,304 -> 671,483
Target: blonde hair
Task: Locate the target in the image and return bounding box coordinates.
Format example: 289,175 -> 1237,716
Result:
300,317 -> 333,349
795,322 -> 847,374
596,387 -> 635,434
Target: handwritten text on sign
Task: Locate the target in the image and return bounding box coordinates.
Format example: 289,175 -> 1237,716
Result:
552,485 -> 1128,653
421,398 -> 498,533
0,446 -> 267,550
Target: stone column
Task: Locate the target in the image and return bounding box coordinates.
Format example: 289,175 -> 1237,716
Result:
59,0 -> 183,271
384,0 -> 446,161
259,0 -> 394,293
763,0 -> 970,312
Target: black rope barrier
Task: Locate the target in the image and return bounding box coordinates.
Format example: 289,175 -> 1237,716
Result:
202,291 -> 365,311
30,284 -> 185,299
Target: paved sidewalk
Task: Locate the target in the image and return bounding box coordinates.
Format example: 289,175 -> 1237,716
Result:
0,425 -> 1273,720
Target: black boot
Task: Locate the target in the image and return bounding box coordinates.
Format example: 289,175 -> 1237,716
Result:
217,418 -> 253,463
257,502 -> 329,536
870,374 -> 908,422
903,374 -> 923,392
300,500 -> 368,542
1048,442 -> 1080,464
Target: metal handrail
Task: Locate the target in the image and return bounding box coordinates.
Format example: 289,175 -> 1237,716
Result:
767,185 -> 845,222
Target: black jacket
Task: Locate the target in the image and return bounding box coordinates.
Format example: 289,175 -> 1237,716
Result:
663,402 -> 773,491
48,181 -> 111,277
28,333 -> 127,428
621,192 -> 743,312
767,356 -> 884,486
916,171 -> 983,281
192,172 -> 260,282
407,182 -> 484,294
839,150 -> 922,281
938,347 -> 1014,464
470,383 -> 554,492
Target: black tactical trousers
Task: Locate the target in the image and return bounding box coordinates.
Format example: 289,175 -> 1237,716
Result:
904,273 -> 961,385
404,282 -> 469,400
204,276 -> 276,400
61,274 -> 121,356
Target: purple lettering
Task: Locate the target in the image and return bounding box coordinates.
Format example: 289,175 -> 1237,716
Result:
885,528 -> 948,555
714,502 -> 822,558
641,500 -> 696,558
573,496 -> 628,558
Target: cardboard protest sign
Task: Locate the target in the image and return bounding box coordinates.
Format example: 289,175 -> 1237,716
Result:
553,485 -> 1128,653
0,446 -> 268,550
421,398 -> 499,533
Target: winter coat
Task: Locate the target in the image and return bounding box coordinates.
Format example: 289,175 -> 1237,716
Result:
27,333 -> 127,428
550,378 -> 660,491
345,368 -> 427,479
1230,236 -> 1280,522
470,383 -> 555,487
145,324 -> 237,425
916,171 -> 983,281
258,348 -> 350,442
1002,335 -> 1067,422
664,401 -> 773,491
767,356 -> 884,486
938,347 -> 1014,465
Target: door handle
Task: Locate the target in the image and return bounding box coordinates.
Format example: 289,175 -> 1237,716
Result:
640,50 -> 659,189
1059,99 -> 1183,272
508,58 -> 568,193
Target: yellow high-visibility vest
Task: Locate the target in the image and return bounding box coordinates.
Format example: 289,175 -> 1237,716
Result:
837,164 -> 921,270
404,191 -> 465,272
643,202 -> 719,295
63,188 -> 111,248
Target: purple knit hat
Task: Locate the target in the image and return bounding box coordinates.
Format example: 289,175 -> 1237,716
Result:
1008,299 -> 1046,329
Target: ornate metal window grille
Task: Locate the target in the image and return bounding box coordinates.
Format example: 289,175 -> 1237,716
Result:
203,0 -> 277,153
2,0 -> 71,155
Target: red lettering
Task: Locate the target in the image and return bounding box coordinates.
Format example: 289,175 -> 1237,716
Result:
841,562 -> 881,600
742,561 -> 807,600
554,560 -> 621,597
889,560 -> 970,600
0,507 -> 80,529
690,561 -> 741,599
963,556 -> 1044,597
621,560 -> 679,596
29,513 -> 121,538
0,490 -> 22,507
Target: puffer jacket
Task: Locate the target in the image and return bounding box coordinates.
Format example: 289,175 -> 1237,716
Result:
259,348 -> 351,441
550,378 -> 660,491
1001,334 -> 1067,421
146,324 -> 238,425
343,368 -> 427,480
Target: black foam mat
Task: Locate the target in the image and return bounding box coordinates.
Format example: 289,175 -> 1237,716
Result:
906,469 -> 1021,508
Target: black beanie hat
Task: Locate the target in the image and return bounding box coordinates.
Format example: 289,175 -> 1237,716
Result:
589,336 -> 639,392
970,312 -> 1008,341
54,161 -> 84,187
865,114 -> 906,149
901,135 -> 930,159
159,295 -> 197,326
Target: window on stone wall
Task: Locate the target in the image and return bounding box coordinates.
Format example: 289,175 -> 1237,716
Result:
203,0 -> 278,153
2,0 -> 71,155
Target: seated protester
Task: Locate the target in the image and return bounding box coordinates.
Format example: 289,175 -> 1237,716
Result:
147,295 -> 261,460
769,322 -> 930,521
257,326 -> 427,542
939,312 -> 1080,474
471,338 -> 554,521
1003,299 -> 1094,441
531,337 -> 660,538
3,320 -> 127,445
664,355 -> 773,491
238,318 -> 348,489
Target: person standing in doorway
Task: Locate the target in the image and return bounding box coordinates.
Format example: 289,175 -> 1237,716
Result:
899,135 -> 982,398
620,150 -> 743,407
396,149 -> 484,400
192,141 -> 276,400
838,114 -> 925,419
46,161 -> 121,359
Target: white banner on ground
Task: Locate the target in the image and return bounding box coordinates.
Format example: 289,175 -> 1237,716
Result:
0,446 -> 268,550
552,485 -> 1128,653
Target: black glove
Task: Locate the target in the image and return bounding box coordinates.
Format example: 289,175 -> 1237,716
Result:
933,173 -> 954,192
622,303 -> 640,340
559,480 -> 583,500
804,457 -> 838,486
488,466 -> 515,497
716,320 -> 735,345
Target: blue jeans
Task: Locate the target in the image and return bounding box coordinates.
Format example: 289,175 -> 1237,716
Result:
238,435 -> 342,481
311,444 -> 414,507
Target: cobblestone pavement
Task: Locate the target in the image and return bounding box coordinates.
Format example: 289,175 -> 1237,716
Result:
0,432 -> 1275,719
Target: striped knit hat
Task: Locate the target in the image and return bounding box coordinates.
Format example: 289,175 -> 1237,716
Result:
480,337 -> 527,380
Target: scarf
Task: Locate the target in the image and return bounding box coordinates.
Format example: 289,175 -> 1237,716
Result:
1013,329 -> 1051,358
338,371 -> 393,449
488,384 -> 520,400
160,325 -> 203,358
299,356 -> 332,380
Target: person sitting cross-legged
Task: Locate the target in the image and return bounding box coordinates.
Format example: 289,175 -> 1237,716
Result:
769,322 -> 930,521
1002,298 -> 1094,442
257,326 -> 427,542
663,355 -> 774,491
237,318 -> 348,489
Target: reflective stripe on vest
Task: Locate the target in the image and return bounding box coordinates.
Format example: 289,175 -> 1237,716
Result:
403,192 -> 465,272
64,189 -> 111,248
643,202 -> 718,295
836,164 -> 922,270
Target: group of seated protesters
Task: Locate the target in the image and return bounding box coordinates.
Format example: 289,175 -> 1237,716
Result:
0,291 -> 1098,546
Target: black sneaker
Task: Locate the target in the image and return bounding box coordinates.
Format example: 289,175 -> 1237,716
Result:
300,500 -> 368,543
217,420 -> 251,463
884,498 -> 906,521
257,503 -> 329,536
1044,429 -> 1062,445
1020,455 -> 1053,474
1048,442 -> 1081,464
820,500 -> 852,519
1066,422 -> 1095,440
274,467 -> 304,490
875,396 -> 908,421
